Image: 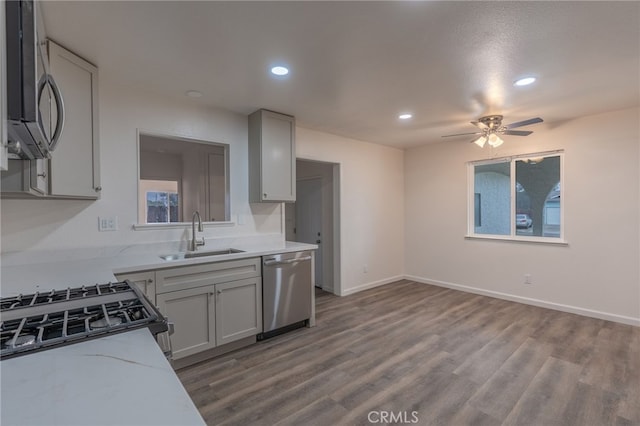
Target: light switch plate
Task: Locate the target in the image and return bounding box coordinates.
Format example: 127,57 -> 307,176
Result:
98,216 -> 118,232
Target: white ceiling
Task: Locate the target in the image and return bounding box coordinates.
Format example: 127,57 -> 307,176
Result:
41,1 -> 640,149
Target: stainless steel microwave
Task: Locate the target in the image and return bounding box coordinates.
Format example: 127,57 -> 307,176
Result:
5,0 -> 64,160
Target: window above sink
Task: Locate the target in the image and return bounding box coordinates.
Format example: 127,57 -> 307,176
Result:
136,131 -> 231,229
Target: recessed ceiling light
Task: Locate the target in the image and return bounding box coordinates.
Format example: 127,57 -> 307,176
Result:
185,90 -> 203,98
514,77 -> 536,87
271,66 -> 289,76
398,113 -> 413,120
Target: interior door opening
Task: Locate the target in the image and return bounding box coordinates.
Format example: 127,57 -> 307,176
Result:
285,159 -> 340,296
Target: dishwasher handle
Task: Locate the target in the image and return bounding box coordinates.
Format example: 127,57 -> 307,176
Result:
264,256 -> 312,266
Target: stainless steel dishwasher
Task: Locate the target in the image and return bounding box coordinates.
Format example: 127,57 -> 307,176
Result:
260,251 -> 313,339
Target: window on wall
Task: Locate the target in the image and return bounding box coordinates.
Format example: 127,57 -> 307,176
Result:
468,151 -> 564,241
139,180 -> 180,224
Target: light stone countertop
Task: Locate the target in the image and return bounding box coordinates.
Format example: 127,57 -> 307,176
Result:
0,238 -> 316,426
1,239 -> 317,296
0,328 -> 206,426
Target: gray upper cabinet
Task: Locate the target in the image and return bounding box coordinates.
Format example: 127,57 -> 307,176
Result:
1,158 -> 49,197
249,109 -> 296,203
1,41 -> 100,199
47,40 -> 100,199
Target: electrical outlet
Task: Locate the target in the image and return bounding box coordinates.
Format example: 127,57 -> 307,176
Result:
98,216 -> 118,232
363,264 -> 369,273
524,274 -> 532,285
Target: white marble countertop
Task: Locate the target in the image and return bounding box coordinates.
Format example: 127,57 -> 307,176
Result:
0,328 -> 206,426
0,238 -> 316,425
1,239 -> 317,296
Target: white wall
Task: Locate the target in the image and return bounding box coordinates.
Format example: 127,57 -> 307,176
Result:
1,76 -> 282,253
296,127 -> 405,295
404,107 -> 640,324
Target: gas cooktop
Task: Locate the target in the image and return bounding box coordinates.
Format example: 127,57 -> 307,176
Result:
0,281 -> 168,359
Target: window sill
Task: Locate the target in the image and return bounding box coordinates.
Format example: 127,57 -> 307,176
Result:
465,234 -> 569,246
133,221 -> 236,231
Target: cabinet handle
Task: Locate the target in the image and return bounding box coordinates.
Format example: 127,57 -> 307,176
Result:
217,289 -> 222,295
148,279 -> 153,283
95,186 -> 102,192
37,172 -> 47,178
263,193 -> 267,198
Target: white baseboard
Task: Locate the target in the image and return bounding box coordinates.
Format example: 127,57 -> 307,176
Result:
405,275 -> 640,327
340,275 -> 405,297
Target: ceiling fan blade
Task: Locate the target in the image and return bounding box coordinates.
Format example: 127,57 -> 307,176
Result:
502,130 -> 533,136
505,117 -> 543,129
471,121 -> 488,129
441,132 -> 483,138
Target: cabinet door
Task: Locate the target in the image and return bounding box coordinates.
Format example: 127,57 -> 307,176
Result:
261,111 -> 295,202
47,41 -> 100,199
215,277 -> 262,346
156,285 -> 216,360
115,271 -> 156,303
249,110 -> 296,203
1,160 -> 46,197
29,159 -> 48,195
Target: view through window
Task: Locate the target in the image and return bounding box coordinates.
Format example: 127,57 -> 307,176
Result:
140,180 -> 179,224
470,152 -> 563,240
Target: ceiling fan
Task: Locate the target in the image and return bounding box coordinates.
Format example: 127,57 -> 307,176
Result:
442,115 -> 543,148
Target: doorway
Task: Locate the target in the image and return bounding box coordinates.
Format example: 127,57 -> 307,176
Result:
285,159 -> 340,295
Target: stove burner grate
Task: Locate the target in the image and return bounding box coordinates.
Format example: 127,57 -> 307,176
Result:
0,281 -> 167,359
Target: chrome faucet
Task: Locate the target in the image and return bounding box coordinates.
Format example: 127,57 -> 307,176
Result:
190,211 -> 205,251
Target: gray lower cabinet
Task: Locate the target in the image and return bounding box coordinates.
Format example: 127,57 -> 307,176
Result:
115,271 -> 155,302
133,257 -> 263,361
215,278 -> 262,346
157,285 -> 217,360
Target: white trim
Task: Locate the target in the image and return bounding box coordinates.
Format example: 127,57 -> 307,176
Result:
464,235 -> 569,246
405,275 -> 640,327
132,221 -> 235,231
340,275 -> 405,297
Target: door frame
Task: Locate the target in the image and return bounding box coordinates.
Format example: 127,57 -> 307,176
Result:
287,159 -> 341,296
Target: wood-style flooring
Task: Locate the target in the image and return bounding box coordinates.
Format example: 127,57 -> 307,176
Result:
177,280 -> 640,426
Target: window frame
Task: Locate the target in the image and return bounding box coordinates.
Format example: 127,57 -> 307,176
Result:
466,150 -> 567,245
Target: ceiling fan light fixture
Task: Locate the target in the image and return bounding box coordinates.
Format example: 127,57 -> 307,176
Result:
488,133 -> 504,147
473,135 -> 487,148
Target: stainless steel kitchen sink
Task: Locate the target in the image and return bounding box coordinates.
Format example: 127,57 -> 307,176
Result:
184,248 -> 245,258
159,253 -> 185,261
159,248 -> 244,261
